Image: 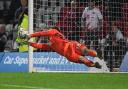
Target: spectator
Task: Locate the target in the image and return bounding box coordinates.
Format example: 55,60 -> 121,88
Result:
14,0 -> 28,26
119,4 -> 128,71
56,1 -> 71,38
57,0 -> 82,41
66,0 -> 82,41
104,21 -> 127,70
0,24 -> 7,52
7,0 -> 21,23
36,0 -> 60,30
14,0 -> 29,52
81,0 -> 103,50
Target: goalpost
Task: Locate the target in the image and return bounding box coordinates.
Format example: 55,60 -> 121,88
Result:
28,0 -> 33,73
28,0 -> 127,72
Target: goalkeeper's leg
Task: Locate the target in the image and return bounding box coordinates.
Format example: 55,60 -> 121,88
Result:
65,42 -> 101,68
78,56 -> 101,69
87,49 -> 97,57
75,42 -> 97,57
29,42 -> 51,50
67,45 -> 101,69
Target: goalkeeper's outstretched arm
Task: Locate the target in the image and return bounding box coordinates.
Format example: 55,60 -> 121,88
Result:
29,29 -> 57,38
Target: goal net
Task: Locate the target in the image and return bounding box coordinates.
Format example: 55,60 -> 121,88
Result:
29,0 -> 128,72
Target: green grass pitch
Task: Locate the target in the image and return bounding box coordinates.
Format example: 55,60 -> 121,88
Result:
0,73 -> 128,89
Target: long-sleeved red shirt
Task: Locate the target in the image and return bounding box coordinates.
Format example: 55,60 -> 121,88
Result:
30,29 -> 71,56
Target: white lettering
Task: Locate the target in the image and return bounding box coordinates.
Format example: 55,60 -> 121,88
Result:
4,56 -> 14,64
3,55 -> 69,66
14,56 -> 28,66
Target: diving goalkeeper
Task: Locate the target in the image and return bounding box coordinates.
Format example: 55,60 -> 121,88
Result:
27,27 -> 101,69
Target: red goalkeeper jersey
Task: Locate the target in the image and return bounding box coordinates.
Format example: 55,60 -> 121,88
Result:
30,29 -> 72,56
30,29 -> 86,62
30,29 -> 97,63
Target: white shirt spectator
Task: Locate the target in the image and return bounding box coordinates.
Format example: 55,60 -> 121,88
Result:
82,7 -> 103,30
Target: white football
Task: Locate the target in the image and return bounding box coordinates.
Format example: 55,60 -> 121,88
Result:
19,28 -> 28,38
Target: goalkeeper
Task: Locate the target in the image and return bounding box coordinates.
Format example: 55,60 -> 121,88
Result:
27,27 -> 101,68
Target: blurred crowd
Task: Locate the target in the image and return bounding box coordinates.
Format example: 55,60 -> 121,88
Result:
0,0 -> 128,69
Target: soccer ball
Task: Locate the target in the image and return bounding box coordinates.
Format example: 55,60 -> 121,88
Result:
18,28 -> 28,39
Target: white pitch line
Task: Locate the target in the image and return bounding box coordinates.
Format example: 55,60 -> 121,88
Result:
0,84 -> 53,89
